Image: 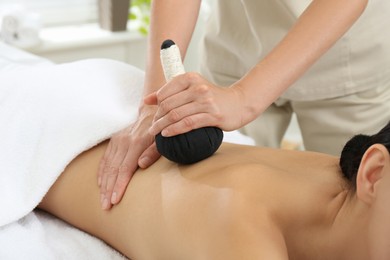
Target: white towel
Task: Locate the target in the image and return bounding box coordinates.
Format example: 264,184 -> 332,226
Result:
0,57 -> 254,258
0,210 -> 126,259
0,6 -> 41,48
0,58 -> 143,227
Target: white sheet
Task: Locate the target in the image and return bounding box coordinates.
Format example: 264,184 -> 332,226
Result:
0,42 -> 254,259
0,210 -> 126,259
0,47 -> 141,258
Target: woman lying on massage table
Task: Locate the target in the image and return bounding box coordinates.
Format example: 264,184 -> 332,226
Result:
38,121 -> 390,259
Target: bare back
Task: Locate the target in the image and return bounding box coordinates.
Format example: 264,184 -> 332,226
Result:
39,141 -> 346,259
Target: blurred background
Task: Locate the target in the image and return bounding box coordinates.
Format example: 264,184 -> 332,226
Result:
0,0 -> 208,71
0,0 -> 302,148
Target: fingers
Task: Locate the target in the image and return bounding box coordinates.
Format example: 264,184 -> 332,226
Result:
110,160 -> 137,205
156,72 -> 200,101
98,106 -> 158,210
100,147 -> 140,210
151,105 -> 216,137
149,72 -> 249,136
149,75 -> 224,136
100,139 -> 130,210
97,140 -> 113,187
149,72 -> 202,116
104,142 -> 160,209
138,142 -> 161,168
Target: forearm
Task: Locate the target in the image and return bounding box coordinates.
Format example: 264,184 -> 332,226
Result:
143,0 -> 201,97
235,0 -> 368,124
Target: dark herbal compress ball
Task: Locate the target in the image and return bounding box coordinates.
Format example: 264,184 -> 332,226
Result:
156,127 -> 224,164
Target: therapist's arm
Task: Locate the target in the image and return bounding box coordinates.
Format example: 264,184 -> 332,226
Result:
98,0 -> 201,210
147,0 -> 368,137
234,0 -> 368,124
143,0 -> 201,96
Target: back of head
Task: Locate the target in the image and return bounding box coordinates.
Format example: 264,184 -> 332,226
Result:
339,121 -> 390,188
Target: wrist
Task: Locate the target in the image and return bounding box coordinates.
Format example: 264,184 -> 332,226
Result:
230,83 -> 264,126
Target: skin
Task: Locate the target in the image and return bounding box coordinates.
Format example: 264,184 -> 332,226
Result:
39,141 -> 390,259
98,0 -> 369,210
97,0 -> 202,210
147,0 -> 369,135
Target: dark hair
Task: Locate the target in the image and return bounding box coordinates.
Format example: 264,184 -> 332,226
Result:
339,121 -> 390,188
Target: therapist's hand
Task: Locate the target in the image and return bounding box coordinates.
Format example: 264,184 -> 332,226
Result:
145,72 -> 246,137
98,105 -> 160,210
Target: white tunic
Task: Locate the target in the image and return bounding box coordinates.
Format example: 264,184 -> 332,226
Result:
200,0 -> 390,101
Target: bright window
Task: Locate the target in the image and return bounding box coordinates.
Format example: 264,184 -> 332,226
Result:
0,0 -> 98,27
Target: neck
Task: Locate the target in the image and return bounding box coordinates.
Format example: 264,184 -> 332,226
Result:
314,190 -> 370,260
328,191 -> 370,260
287,189 -> 370,260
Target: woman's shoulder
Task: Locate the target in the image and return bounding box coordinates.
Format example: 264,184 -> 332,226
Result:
216,142 -> 339,169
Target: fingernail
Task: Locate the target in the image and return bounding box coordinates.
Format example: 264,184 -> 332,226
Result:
102,198 -> 109,210
111,192 -> 117,204
139,157 -> 150,168
161,129 -> 169,137
100,194 -> 104,204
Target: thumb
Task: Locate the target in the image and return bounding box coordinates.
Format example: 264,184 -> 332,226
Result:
138,142 -> 161,168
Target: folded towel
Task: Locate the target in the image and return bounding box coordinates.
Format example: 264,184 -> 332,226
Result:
0,59 -> 143,227
0,6 -> 41,48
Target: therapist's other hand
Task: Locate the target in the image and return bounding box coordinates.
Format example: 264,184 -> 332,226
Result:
98,105 -> 160,210
145,72 -> 245,137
